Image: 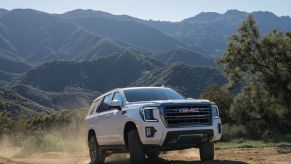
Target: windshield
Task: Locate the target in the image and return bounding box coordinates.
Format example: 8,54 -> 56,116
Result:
124,88 -> 185,102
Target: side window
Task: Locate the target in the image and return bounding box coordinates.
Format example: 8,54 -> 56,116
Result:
112,92 -> 123,107
98,94 -> 112,113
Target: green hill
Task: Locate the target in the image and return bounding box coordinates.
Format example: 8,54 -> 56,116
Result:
0,50 -> 30,84
11,84 -> 100,110
70,16 -> 182,51
0,9 -> 140,63
0,87 -> 53,118
0,49 -> 30,73
20,52 -> 162,92
156,48 -> 214,66
146,10 -> 291,57
132,62 -> 227,97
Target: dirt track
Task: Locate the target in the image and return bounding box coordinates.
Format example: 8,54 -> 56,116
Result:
1,147 -> 291,164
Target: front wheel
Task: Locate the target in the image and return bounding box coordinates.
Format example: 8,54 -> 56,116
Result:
89,135 -> 105,164
199,142 -> 214,161
128,130 -> 146,164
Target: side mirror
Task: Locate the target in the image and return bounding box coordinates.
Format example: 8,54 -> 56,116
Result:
109,100 -> 122,110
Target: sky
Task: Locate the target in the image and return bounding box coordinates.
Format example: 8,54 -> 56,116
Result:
0,0 -> 290,21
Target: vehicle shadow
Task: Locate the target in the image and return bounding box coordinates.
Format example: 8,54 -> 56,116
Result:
106,158 -> 249,164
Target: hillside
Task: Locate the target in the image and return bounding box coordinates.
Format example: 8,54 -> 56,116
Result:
70,16 -> 182,51
0,9 -> 8,17
0,71 -> 18,85
0,9 -> 140,63
60,9 -> 140,22
0,57 -> 29,74
59,9 -> 291,58
8,51 -> 223,110
19,52 -> 162,92
146,10 -> 291,57
0,8 -> 288,111
11,84 -> 99,110
0,8 -> 289,64
156,48 -> 214,66
0,87 -> 53,118
132,62 -> 226,97
0,50 -> 30,84
0,8 -> 183,65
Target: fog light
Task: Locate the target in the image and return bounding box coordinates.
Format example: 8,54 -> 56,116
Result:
145,127 -> 156,137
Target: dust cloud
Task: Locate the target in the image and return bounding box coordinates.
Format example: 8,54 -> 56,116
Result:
0,117 -> 88,158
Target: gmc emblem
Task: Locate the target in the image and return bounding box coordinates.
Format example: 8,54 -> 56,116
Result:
179,108 -> 200,113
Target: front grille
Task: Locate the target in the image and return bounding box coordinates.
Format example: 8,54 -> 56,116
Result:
162,104 -> 212,127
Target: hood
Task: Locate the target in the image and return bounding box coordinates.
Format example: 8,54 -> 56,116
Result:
126,99 -> 211,108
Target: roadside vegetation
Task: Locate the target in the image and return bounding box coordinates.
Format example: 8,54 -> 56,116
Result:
201,15 -> 291,142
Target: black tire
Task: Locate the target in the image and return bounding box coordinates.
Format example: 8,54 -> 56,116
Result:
199,142 -> 214,161
128,130 -> 146,164
89,134 -> 105,164
146,151 -> 160,159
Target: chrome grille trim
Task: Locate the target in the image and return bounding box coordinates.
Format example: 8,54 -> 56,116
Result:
161,104 -> 212,127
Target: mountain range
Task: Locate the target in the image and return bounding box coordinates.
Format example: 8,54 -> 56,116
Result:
0,8 -> 290,115
0,8 -> 290,66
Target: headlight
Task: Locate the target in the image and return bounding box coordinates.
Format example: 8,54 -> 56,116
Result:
140,107 -> 158,122
211,104 -> 220,119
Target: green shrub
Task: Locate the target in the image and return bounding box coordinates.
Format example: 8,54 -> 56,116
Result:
222,124 -> 249,141
200,84 -> 233,123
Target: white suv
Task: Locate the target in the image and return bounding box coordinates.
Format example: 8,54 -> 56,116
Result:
86,87 -> 222,164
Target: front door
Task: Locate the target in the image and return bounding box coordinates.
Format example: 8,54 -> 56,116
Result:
104,92 -> 126,145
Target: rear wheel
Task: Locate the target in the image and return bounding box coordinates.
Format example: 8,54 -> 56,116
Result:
89,135 -> 105,164
199,142 -> 214,161
128,130 -> 146,164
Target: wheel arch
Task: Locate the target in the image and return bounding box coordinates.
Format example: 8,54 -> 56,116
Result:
88,129 -> 96,143
123,121 -> 138,148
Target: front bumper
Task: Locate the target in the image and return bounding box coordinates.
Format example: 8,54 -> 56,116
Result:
142,129 -> 214,153
136,117 -> 222,148
164,129 -> 213,150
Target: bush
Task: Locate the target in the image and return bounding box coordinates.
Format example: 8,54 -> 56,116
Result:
222,124 -> 249,141
200,84 -> 233,123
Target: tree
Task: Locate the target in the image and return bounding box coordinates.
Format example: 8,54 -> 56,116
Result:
218,15 -> 291,132
200,84 -> 233,123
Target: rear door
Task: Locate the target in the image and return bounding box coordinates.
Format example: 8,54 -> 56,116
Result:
86,100 -> 99,131
94,93 -> 113,145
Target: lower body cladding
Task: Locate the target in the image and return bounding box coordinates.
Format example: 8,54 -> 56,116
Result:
144,129 -> 214,152
137,119 -> 222,152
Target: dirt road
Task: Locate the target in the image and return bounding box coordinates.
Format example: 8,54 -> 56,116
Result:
1,147 -> 291,164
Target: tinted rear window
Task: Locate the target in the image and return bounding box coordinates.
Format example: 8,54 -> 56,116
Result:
124,88 -> 185,102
